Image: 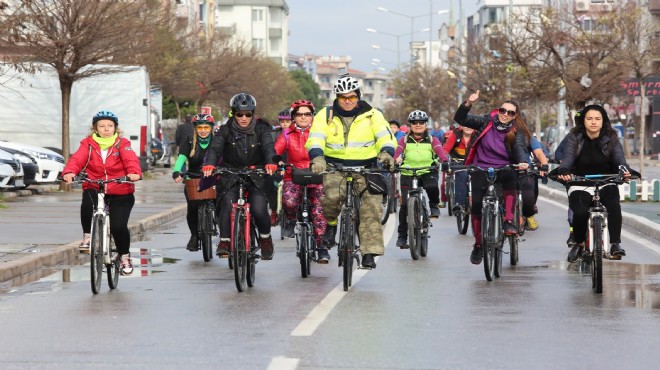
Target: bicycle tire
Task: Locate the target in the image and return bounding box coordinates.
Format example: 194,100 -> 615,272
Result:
381,193 -> 391,225
482,203 -> 496,281
107,238 -> 119,289
420,216 -> 429,258
408,196 -> 422,260
494,235 -> 503,278
90,215 -> 104,294
388,174 -> 398,214
509,235 -> 519,266
456,206 -> 470,235
201,203 -> 214,262
446,177 -> 454,217
299,223 -> 311,278
592,217 -> 603,293
233,209 -> 247,292
247,226 -> 256,288
341,211 -> 354,291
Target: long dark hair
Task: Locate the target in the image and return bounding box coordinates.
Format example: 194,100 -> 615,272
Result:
502,100 -> 531,149
571,104 -> 617,139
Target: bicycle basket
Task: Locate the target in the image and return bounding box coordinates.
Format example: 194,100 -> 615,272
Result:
185,178 -> 217,200
366,173 -> 388,195
292,168 -> 323,185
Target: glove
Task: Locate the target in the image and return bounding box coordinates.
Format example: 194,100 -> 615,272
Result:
202,165 -> 215,172
441,162 -> 449,172
310,156 -> 327,174
172,171 -> 181,180
377,152 -> 395,172
265,163 -> 278,174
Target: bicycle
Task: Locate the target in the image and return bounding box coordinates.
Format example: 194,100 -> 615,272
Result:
326,164 -> 388,291
184,173 -> 218,262
446,161 -> 471,235
400,165 -> 437,260
277,180 -> 287,240
560,173 -> 636,293
213,166 -> 269,292
380,171 -> 399,225
75,174 -> 130,294
286,166 -> 324,278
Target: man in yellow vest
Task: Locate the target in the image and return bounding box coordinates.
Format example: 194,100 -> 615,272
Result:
306,73 -> 396,269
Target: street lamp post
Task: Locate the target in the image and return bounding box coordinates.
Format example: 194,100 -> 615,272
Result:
367,27 -> 429,68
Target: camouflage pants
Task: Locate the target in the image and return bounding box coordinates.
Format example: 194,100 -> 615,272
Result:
322,172 -> 384,255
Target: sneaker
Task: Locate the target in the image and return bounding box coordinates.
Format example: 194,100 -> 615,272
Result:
396,235 -> 408,249
186,235 -> 198,251
317,248 -> 330,264
470,244 -> 482,265
438,201 -> 446,209
120,254 -> 133,275
270,210 -> 278,226
610,243 -> 626,257
567,244 -> 584,263
504,221 -> 517,236
282,220 -> 296,239
566,231 -> 576,248
525,216 -> 539,231
322,224 -> 337,249
429,204 -> 441,218
216,240 -> 230,257
260,236 -> 274,260
362,254 -> 377,269
79,233 -> 91,253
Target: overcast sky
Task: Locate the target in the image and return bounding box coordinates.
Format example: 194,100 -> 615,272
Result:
286,0 -> 481,73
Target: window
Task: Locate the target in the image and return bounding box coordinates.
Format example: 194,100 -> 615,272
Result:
252,9 -> 264,22
252,38 -> 264,51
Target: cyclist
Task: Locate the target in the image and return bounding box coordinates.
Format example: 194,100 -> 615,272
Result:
306,72 -> 397,269
62,110 -> 142,275
453,90 -> 531,265
551,104 -> 637,262
522,135 -> 549,231
202,93 -> 278,260
275,100 -> 329,262
172,113 -> 217,251
268,109 -> 293,226
393,110 -> 449,248
442,125 -> 479,215
389,120 -> 406,141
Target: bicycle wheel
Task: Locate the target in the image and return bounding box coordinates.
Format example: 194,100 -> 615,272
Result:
591,217 -> 603,294
388,174 -> 398,214
481,204 -> 496,282
247,226 -> 257,288
90,215 -> 104,294
420,212 -> 429,257
299,223 -> 310,278
200,203 -> 214,262
232,209 -> 247,292
509,235 -> 519,266
380,193 -> 391,225
408,196 -> 422,260
446,177 -> 454,216
456,206 -> 470,235
341,211 -> 355,291
494,233 -> 503,278
107,240 -> 119,290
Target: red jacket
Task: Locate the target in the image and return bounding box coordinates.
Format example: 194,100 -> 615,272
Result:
63,136 -> 142,195
274,126 -> 311,181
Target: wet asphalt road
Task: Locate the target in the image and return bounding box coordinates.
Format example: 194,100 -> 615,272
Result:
0,188 -> 659,369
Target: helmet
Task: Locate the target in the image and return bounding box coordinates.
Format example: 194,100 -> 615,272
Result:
407,110 -> 429,122
93,110 -> 119,125
277,109 -> 292,120
333,76 -> 360,95
192,113 -> 215,126
290,99 -> 315,114
230,93 -> 256,112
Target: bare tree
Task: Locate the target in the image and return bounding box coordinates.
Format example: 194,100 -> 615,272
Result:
0,0 -> 171,163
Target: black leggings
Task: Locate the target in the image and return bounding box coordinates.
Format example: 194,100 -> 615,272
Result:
218,182 -> 270,239
569,185 -> 622,244
398,172 -> 439,235
184,188 -> 220,236
81,189 -> 135,255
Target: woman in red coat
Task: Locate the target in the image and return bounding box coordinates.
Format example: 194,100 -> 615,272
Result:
63,111 -> 142,275
274,100 -> 329,263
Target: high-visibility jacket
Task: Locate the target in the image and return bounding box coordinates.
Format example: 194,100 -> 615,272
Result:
306,104 -> 396,167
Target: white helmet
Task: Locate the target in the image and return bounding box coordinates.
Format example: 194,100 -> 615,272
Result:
333,76 -> 360,94
407,110 -> 429,122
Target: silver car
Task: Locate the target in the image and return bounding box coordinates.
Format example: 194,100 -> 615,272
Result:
0,148 -> 24,189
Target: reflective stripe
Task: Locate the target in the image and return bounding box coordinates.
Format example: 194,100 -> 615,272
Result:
374,128 -> 390,140
327,143 -> 344,150
309,132 -> 327,140
347,140 -> 375,148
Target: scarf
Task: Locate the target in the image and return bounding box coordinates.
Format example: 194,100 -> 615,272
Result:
494,115 -> 513,131
197,135 -> 211,146
92,133 -> 118,150
231,117 -> 256,134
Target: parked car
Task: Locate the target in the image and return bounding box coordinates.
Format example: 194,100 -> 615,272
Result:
0,146 -> 38,187
0,141 -> 64,184
0,148 -> 24,189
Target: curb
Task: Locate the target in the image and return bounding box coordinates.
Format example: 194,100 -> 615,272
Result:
538,184 -> 660,242
0,204 -> 186,285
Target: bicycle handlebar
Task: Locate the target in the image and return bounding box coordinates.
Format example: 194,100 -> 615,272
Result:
74,175 -> 130,185
211,166 -> 270,176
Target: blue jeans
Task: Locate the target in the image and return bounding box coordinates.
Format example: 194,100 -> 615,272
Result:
453,171 -> 469,207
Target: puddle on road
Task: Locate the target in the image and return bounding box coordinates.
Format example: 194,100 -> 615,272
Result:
0,247 -> 179,295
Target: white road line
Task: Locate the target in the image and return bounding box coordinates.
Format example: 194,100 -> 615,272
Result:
539,197 -> 660,255
267,356 -> 299,370
290,216 -> 396,337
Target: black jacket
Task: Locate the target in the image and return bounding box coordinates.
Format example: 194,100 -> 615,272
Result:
557,131 -> 627,175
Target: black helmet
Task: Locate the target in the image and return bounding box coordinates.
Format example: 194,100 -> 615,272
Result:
230,93 -> 257,112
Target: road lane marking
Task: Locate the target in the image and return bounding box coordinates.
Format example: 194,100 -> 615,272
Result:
267,356 -> 299,370
290,217 -> 395,337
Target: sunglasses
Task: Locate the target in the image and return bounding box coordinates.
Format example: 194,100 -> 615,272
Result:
295,112 -> 313,117
337,95 -> 359,103
410,121 -> 427,126
498,107 -> 517,117
195,124 -> 212,129
235,112 -> 253,118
